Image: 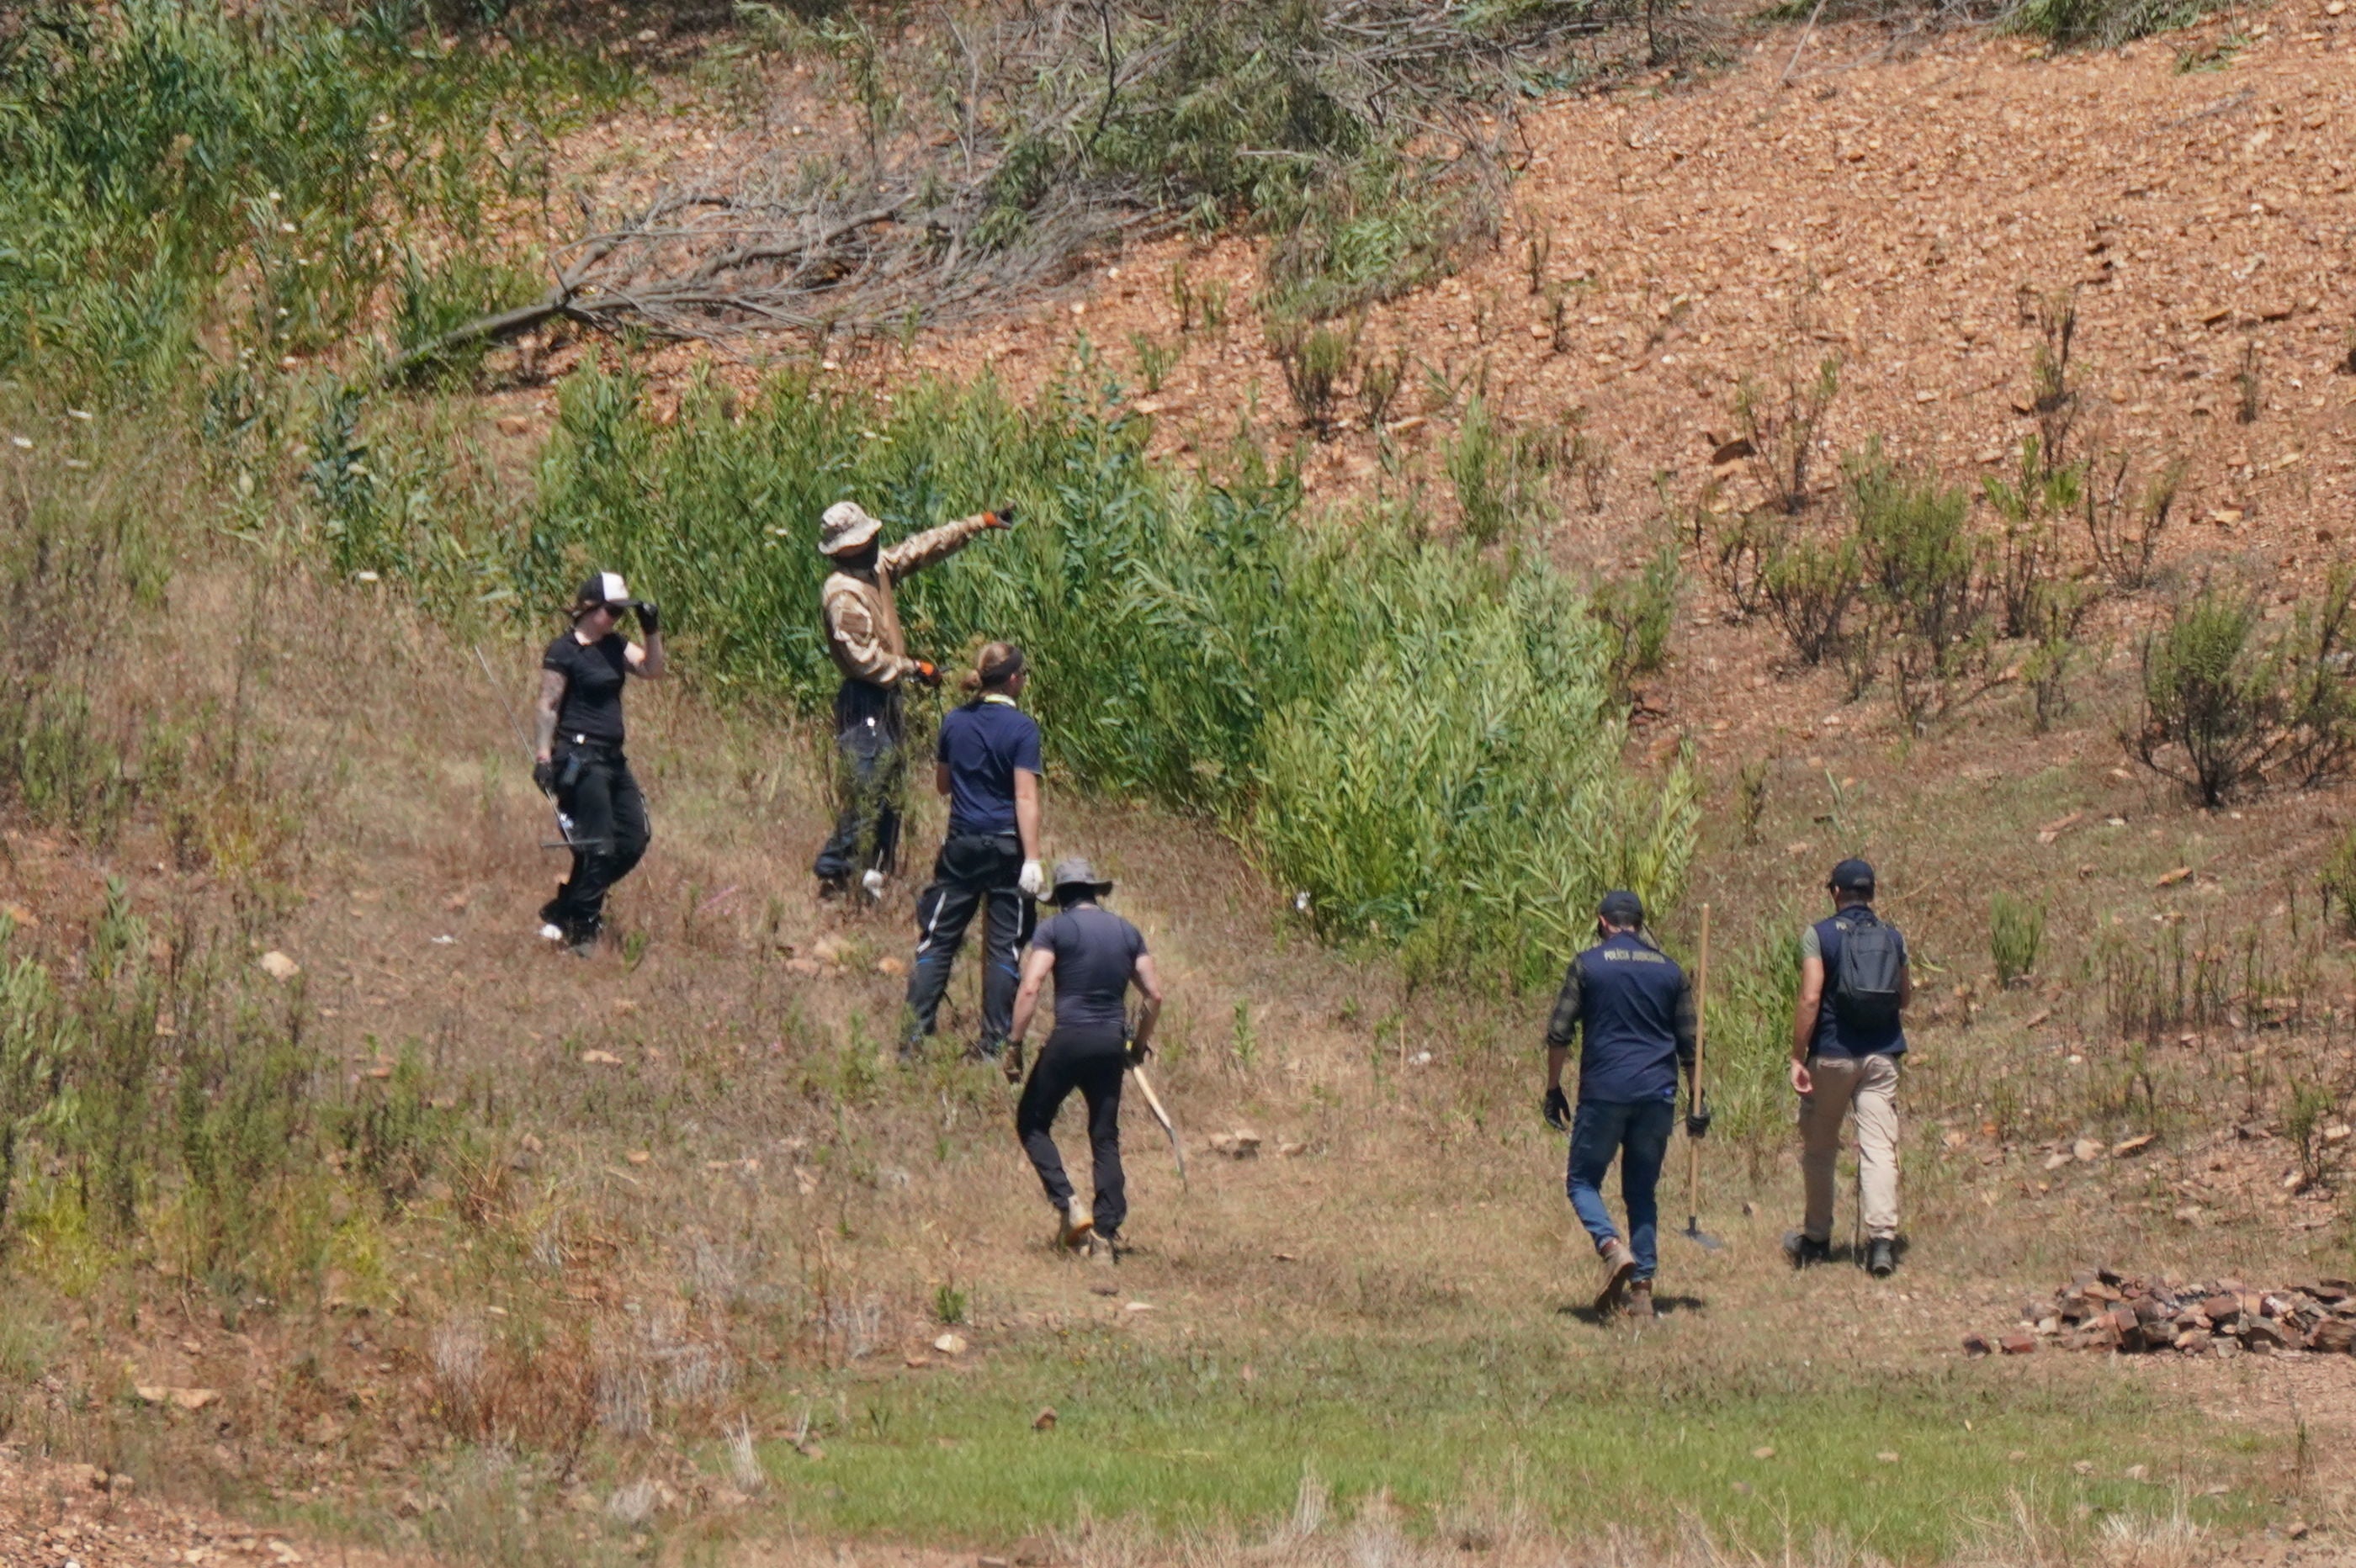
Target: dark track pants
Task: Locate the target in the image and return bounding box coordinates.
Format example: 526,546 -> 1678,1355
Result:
811,682 -> 905,886
541,745 -> 650,942
903,832 -> 1034,1054
1016,1033 -> 1127,1236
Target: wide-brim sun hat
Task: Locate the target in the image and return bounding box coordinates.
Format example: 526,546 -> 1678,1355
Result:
1049,856 -> 1113,898
819,500 -> 884,556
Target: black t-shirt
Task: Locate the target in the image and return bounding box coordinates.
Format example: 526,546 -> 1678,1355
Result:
543,632 -> 631,746
1030,903 -> 1147,1040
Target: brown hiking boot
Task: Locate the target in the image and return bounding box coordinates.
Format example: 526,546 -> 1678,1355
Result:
1625,1279 -> 1657,1322
1594,1237 -> 1637,1316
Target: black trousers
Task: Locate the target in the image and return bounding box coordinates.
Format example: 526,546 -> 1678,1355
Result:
1016,1032 -> 1127,1236
812,681 -> 905,884
903,832 -> 1034,1053
542,744 -> 650,940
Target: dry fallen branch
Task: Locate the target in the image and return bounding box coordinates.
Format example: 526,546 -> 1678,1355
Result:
388,0 -> 1662,374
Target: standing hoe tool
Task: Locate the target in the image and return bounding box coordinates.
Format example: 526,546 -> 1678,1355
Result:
1680,902 -> 1725,1251
1128,1065 -> 1188,1191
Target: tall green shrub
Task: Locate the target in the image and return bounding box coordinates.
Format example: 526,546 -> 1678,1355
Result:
518,362 -> 1694,977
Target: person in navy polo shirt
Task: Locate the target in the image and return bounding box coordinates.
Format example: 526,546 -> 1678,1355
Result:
901,642 -> 1045,1062
1542,890 -> 1701,1321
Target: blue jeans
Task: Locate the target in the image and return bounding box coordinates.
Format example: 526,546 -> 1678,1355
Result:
1565,1099 -> 1675,1282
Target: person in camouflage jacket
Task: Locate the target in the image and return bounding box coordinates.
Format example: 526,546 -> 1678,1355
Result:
810,500 -> 1011,898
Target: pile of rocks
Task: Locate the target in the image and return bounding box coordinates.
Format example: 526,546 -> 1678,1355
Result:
1965,1268 -> 2356,1359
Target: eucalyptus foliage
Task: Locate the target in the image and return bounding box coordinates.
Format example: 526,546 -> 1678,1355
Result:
517,359 -> 1694,981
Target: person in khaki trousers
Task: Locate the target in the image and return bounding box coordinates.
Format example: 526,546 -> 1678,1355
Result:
1784,858 -> 1913,1279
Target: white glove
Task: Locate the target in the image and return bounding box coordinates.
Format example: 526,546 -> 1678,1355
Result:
1017,860 -> 1045,898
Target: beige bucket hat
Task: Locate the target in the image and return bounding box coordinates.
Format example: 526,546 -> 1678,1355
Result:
818,500 -> 884,556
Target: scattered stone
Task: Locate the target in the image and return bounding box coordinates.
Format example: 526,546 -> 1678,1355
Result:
581,1049 -> 623,1066
932,1332 -> 968,1357
1987,1271 -> 2356,1359
257,951 -> 301,983
2111,1132 -> 2157,1157
2072,1138 -> 2103,1163
1207,1129 -> 1261,1157
1961,1332 -> 1993,1358
1032,1407 -> 1058,1431
1752,1445 -> 1776,1459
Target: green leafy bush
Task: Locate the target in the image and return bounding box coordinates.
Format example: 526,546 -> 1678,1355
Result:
517,362 -> 1694,978
0,1 -> 618,400
2132,573 -> 2356,808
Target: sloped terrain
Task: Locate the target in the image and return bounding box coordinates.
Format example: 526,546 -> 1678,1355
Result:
4,5 -> 2356,1565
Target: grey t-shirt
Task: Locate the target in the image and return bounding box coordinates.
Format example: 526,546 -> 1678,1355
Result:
1031,903 -> 1146,1039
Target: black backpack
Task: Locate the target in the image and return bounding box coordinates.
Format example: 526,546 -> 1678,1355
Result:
1830,909 -> 1904,1030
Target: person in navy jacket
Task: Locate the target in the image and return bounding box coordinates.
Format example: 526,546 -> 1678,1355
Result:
1542,890 -> 1702,1321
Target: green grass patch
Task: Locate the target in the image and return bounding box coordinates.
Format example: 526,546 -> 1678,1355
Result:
768,1327 -> 2268,1557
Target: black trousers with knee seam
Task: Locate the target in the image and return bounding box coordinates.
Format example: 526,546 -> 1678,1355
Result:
1016,1030 -> 1127,1237
902,830 -> 1034,1053
542,744 -> 650,941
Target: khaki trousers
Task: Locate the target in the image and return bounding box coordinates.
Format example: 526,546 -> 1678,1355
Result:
1798,1052 -> 1900,1243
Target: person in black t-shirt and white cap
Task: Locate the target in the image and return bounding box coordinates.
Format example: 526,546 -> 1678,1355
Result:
1785,857 -> 1912,1277
1004,857 -> 1165,1257
533,572 -> 666,956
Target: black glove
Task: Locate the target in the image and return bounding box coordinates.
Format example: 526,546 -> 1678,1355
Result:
635,601 -> 660,635
1686,1093 -> 1712,1140
533,759 -> 558,796
1543,1085 -> 1571,1132
911,659 -> 942,687
1125,1038 -> 1152,1068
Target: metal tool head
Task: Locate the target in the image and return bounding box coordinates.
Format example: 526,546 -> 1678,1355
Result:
1680,1216 -> 1726,1252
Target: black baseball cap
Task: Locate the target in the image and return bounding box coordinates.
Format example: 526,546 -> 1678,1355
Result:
1828,858 -> 1876,894
1598,890 -> 1645,927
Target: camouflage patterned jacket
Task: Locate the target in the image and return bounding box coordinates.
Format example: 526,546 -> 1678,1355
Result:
820,511 -> 995,687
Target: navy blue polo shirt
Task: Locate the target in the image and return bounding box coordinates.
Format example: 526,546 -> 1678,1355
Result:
1545,930 -> 1696,1104
937,695 -> 1041,837
1804,909 -> 1908,1058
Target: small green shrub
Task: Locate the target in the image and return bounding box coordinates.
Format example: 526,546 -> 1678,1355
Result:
1761,532 -> 1861,667
1268,315 -> 1361,436
1589,541 -> 1681,700
2321,826 -> 2356,933
1128,331 -> 1183,395
2284,1079 -> 2336,1185
2003,0 -> 2210,50
332,1047 -> 461,1217
1446,395 -> 1555,548
1989,893 -> 2046,988
2132,571 -> 2356,807
1733,355 -> 1839,516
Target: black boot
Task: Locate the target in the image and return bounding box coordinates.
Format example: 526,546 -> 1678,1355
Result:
1866,1238 -> 1897,1278
1782,1230 -> 1831,1268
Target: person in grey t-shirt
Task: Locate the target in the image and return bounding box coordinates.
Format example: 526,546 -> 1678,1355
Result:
1005,857 -> 1164,1256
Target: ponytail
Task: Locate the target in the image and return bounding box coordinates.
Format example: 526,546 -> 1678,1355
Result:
964,641 -> 1026,697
